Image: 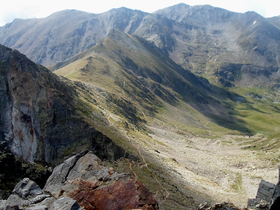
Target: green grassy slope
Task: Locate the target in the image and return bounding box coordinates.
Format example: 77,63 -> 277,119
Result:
55,29 -> 256,134
52,29 -> 280,208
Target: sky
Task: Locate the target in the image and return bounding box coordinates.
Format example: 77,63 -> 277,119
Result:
0,0 -> 279,26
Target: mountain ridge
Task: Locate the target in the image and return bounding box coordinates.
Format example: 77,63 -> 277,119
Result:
0,43 -> 215,209
2,3 -> 280,209
54,28 -> 254,135
1,3 -> 280,89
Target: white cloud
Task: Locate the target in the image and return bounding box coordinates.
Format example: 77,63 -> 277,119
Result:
0,0 -> 279,27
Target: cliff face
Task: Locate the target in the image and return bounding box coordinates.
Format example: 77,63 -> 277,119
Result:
0,44 -> 128,164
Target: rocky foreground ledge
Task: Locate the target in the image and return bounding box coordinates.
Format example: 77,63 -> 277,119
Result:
0,150 -> 158,210
2,150 -> 280,210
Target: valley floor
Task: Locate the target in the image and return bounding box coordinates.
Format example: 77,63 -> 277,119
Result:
143,125 -> 279,207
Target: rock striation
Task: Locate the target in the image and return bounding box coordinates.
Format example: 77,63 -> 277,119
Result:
256,180 -> 275,202
0,151 -> 158,210
270,169 -> 280,210
246,170 -> 280,210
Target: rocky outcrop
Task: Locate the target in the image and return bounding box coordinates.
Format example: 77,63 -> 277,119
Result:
246,173 -> 280,210
198,202 -> 246,210
50,197 -> 82,210
0,141 -> 51,199
215,63 -> 279,88
0,152 -> 158,210
0,177 -> 82,210
270,169 -> 280,210
0,44 -> 134,198
247,180 -> 273,210
44,151 -> 159,210
248,198 -> 270,210
0,44 -> 129,164
256,180 -> 275,202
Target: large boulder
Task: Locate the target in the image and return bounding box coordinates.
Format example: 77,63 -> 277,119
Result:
12,178 -> 43,199
44,151 -> 159,210
50,197 -> 82,210
4,178 -> 50,209
198,202 -> 246,210
256,180 -> 275,202
0,178 -> 82,210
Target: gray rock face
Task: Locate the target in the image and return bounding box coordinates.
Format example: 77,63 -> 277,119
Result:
0,43 -> 133,200
0,46 -> 13,144
256,180 -> 275,202
43,150 -> 125,199
247,198 -> 270,210
0,200 -> 7,209
0,178 -> 83,210
26,206 -> 48,210
246,179 -> 274,210
270,168 -> 280,210
0,44 -> 128,164
198,202 -> 244,210
51,197 -> 82,210
0,152 -> 158,210
6,194 -> 31,209
4,178 -> 50,209
12,178 -> 43,199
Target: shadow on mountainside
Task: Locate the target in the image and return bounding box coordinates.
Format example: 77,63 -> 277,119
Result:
203,85 -> 254,135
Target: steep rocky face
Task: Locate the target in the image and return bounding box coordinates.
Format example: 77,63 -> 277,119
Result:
214,63 -> 279,87
271,169 -> 280,210
0,8 -> 148,66
155,4 -> 280,68
0,44 -> 129,164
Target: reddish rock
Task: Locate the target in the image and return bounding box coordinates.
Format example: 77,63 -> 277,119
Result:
44,151 -> 159,210
72,177 -> 158,210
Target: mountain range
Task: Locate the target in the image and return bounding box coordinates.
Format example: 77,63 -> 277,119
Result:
1,3 -> 280,209
1,3 -> 280,88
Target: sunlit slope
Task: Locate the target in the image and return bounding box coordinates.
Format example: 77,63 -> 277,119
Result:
55,29 -> 256,134
53,29 -> 280,207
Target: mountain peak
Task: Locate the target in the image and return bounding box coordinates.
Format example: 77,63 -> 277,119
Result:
155,3 -> 190,12
107,28 -> 130,40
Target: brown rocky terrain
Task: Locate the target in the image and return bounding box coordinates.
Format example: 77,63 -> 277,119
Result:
0,151 -> 159,210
